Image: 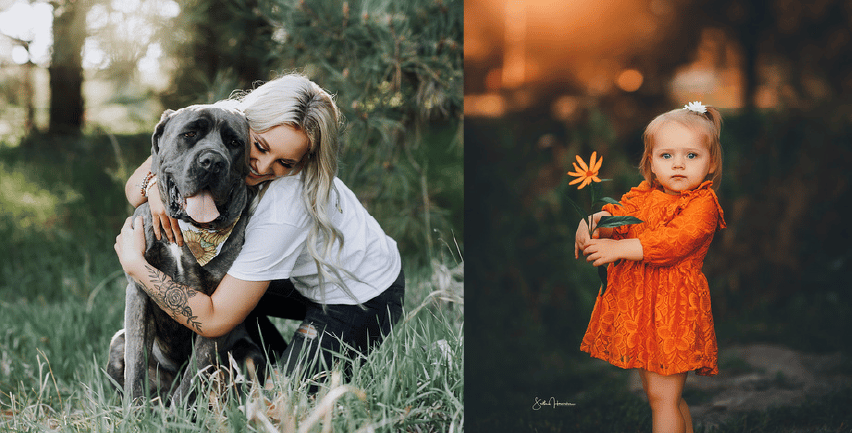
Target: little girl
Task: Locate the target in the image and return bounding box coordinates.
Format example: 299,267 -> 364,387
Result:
575,102 -> 725,433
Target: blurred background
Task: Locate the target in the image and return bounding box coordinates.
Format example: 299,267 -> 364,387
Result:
465,0 -> 852,431
0,0 -> 463,260
0,0 -> 463,427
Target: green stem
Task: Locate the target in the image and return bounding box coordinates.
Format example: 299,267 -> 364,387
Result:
587,214 -> 593,238
588,182 -> 598,238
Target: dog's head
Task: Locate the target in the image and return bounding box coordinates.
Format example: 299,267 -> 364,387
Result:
151,104 -> 250,229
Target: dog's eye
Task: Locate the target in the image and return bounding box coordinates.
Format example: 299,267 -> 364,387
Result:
182,131 -> 197,139
229,139 -> 243,148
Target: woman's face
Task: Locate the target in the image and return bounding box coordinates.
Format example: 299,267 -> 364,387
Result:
245,124 -> 310,186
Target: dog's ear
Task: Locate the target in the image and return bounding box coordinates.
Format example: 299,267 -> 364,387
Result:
151,109 -> 175,172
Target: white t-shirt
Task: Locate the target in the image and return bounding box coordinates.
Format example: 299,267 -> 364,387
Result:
227,175 -> 402,305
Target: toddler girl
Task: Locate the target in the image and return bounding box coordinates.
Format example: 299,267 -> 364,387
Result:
575,102 -> 725,433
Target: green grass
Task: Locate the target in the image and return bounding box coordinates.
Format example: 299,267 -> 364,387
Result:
0,134 -> 463,432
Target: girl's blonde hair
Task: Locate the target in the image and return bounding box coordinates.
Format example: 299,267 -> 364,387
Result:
232,73 -> 356,303
639,105 -> 723,190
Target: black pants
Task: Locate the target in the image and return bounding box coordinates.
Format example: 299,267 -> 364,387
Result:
244,269 -> 405,379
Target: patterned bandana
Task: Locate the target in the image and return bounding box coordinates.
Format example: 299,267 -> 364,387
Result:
177,217 -> 240,266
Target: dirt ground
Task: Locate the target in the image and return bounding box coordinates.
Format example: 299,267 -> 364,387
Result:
627,344 -> 852,428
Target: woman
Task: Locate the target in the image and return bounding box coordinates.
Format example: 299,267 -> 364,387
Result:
115,73 -> 404,379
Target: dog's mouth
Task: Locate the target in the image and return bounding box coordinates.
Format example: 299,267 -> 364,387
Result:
165,176 -> 230,228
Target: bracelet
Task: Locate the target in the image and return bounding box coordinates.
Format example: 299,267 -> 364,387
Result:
145,177 -> 158,197
140,172 -> 156,197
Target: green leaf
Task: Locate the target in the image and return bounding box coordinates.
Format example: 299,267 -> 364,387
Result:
565,196 -> 588,222
597,215 -> 643,228
598,265 -> 608,295
595,196 -> 622,207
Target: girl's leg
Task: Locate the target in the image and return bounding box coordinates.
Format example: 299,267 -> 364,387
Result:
638,369 -> 689,433
679,396 -> 694,433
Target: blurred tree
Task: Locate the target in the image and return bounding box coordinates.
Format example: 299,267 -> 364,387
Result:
159,0 -> 275,106
698,0 -> 852,109
2,35 -> 38,134
48,0 -> 94,136
629,0 -> 852,110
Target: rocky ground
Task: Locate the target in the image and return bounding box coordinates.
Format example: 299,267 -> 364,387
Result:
626,344 -> 852,429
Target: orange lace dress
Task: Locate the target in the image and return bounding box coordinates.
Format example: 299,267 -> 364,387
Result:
580,181 -> 725,376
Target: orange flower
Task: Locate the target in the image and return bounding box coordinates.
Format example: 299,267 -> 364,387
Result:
567,152 -> 603,189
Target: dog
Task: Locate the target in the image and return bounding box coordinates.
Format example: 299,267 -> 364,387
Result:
107,104 -> 265,403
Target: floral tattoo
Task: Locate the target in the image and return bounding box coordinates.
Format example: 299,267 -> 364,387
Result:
141,264 -> 203,333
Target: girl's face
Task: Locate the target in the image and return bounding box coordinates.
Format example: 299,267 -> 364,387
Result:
650,122 -> 715,195
245,124 -> 310,186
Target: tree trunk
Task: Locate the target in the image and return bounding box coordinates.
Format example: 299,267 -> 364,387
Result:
48,0 -> 90,136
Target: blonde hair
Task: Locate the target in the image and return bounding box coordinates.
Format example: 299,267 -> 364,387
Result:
639,105 -> 723,190
231,73 -> 357,303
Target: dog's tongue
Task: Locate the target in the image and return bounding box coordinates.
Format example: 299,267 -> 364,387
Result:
184,191 -> 220,223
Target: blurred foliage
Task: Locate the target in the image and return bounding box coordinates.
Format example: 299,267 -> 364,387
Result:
158,0 -> 463,265
268,0 -> 463,265
693,0 -> 852,108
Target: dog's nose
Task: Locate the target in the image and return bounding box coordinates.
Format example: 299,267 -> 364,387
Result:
198,151 -> 226,173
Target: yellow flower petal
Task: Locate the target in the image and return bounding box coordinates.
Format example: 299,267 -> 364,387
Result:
592,154 -> 603,173
575,154 -> 589,172
568,153 -> 606,190
572,162 -> 581,173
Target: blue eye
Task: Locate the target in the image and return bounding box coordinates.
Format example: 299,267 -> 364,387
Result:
661,153 -> 671,159
687,153 -> 698,159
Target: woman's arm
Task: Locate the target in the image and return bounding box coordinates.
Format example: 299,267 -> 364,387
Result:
126,156 -> 184,245
126,156 -> 153,207
115,216 -> 268,337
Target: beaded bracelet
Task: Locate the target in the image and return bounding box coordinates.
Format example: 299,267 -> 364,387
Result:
145,177 -> 158,197
141,172 -> 156,197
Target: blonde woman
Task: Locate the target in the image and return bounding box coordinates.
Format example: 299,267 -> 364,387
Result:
115,74 -> 404,377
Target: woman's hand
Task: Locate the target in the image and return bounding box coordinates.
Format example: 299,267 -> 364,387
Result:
115,216 -> 148,278
148,187 -> 184,246
125,156 -> 183,246
583,238 -> 643,266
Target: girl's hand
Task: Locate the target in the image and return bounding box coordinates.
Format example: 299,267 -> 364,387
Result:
575,220 -> 593,259
583,238 -> 643,266
115,216 -> 148,277
574,211 -> 612,259
148,187 -> 184,246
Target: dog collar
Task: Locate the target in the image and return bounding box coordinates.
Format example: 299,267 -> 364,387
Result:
177,217 -> 239,266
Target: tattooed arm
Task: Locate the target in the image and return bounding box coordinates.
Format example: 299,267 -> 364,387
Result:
115,216 -> 270,338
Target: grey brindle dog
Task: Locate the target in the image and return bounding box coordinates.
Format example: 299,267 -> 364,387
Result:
107,105 -> 265,403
